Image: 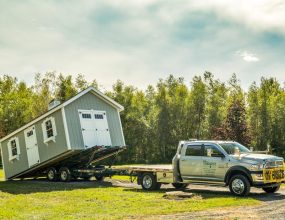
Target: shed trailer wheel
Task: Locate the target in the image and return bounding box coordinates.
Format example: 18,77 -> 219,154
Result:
47,167 -> 58,181
141,173 -> 161,190
59,167 -> 72,182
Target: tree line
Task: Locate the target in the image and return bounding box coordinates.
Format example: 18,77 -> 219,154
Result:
0,72 -> 285,164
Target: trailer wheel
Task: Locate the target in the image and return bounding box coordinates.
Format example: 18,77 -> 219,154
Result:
94,175 -> 104,181
172,183 -> 189,190
47,167 -> 58,181
141,173 -> 161,190
59,167 -> 72,182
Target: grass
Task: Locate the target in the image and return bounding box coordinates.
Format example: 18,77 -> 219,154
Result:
0,169 -> 260,219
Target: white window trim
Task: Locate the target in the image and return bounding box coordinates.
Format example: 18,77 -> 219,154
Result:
8,137 -> 20,161
42,117 -> 57,144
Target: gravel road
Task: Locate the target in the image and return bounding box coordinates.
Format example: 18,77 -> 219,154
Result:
110,179 -> 285,219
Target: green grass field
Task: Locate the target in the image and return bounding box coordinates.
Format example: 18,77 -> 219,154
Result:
0,169 -> 260,219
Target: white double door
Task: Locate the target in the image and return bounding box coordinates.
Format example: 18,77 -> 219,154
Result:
79,110 -> 112,148
24,125 -> 40,167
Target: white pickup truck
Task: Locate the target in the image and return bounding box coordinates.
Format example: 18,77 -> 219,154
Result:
122,140 -> 285,196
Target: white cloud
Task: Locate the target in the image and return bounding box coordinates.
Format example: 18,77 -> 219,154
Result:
236,51 -> 260,62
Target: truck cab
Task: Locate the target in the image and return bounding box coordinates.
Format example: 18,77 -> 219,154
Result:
172,140 -> 285,196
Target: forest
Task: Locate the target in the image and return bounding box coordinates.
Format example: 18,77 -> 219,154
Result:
0,72 -> 285,164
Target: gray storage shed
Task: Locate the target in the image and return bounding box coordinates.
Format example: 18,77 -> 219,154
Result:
0,87 -> 125,180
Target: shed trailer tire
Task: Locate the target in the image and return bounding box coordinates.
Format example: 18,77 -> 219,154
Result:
59,167 -> 72,182
94,175 -> 104,181
141,172 -> 161,190
47,167 -> 58,181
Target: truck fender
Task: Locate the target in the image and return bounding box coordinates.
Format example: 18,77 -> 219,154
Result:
224,166 -> 253,185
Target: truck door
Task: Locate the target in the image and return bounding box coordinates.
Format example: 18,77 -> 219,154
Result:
179,144 -> 203,180
201,145 -> 227,181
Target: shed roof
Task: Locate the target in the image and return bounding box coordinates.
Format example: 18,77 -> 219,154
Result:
0,87 -> 124,143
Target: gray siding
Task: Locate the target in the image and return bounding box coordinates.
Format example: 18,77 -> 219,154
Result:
64,92 -> 125,149
1,109 -> 67,179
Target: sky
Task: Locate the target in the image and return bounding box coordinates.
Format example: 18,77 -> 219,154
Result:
0,0 -> 285,90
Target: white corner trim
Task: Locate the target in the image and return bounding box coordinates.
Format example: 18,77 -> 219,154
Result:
61,107 -> 71,150
117,110 -> 126,146
0,142 -> 7,181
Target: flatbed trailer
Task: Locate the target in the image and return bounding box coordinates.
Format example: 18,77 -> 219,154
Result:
10,145 -> 127,181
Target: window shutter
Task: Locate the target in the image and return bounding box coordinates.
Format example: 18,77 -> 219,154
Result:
42,121 -> 47,142
15,137 -> 20,156
8,141 -> 12,161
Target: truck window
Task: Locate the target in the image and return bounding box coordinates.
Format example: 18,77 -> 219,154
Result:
203,145 -> 221,157
185,145 -> 202,156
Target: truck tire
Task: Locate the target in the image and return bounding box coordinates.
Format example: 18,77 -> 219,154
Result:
141,173 -> 161,190
47,167 -> 58,181
262,185 -> 280,193
59,167 -> 72,182
172,183 -> 189,189
229,175 -> 250,196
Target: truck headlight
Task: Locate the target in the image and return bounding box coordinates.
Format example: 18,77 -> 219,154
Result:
250,164 -> 263,171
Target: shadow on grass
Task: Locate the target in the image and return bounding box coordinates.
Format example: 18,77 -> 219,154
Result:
123,185 -> 285,202
0,178 -> 115,194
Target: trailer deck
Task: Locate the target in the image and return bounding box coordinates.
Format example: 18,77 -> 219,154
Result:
113,164 -> 173,173
9,145 -> 126,180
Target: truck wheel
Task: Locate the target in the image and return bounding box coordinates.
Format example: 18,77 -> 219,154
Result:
262,185 -> 280,193
141,173 -> 161,190
47,167 -> 58,181
229,175 -> 250,196
59,167 -> 71,182
172,183 -> 189,189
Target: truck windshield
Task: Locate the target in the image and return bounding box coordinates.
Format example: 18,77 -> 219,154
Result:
219,142 -> 250,155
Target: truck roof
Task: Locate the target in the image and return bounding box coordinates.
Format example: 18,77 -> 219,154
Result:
183,140 -> 236,145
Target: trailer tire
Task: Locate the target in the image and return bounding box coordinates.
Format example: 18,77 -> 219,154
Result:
59,167 -> 72,182
141,173 -> 161,190
47,167 -> 58,181
172,183 -> 189,189
94,175 -> 104,181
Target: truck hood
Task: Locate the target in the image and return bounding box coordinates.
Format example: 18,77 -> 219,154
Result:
231,153 -> 283,163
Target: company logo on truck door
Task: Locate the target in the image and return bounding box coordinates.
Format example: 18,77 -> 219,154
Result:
203,160 -> 216,176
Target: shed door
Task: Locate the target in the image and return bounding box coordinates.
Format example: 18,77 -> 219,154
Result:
24,125 -> 40,167
79,110 -> 112,148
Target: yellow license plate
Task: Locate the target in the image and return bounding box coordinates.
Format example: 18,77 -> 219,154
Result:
263,168 -> 285,183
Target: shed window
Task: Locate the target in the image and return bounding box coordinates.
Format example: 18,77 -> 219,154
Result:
45,120 -> 54,138
42,117 -> 57,143
8,137 -> 20,161
82,113 -> 91,119
95,114 -> 103,119
27,130 -> 33,137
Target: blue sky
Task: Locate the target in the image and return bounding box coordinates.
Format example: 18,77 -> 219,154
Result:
0,0 -> 285,90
